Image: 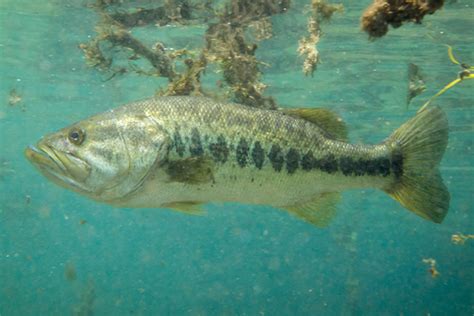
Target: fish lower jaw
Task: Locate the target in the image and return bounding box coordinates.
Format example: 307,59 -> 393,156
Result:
25,146 -> 93,193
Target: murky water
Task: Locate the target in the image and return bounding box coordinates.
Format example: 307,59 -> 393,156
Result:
1,1 -> 473,315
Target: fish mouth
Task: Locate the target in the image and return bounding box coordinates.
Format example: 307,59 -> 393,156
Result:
25,144 -> 92,193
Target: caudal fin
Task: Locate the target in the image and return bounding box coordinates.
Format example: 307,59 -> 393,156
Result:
385,106 -> 449,223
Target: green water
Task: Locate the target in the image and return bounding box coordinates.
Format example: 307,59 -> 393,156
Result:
1,0 -> 473,315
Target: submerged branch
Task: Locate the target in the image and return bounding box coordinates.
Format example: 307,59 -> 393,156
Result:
81,0 -> 294,109
104,28 -> 175,79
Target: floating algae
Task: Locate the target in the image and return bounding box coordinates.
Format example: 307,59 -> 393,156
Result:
361,0 -> 445,39
451,233 -> 474,245
298,0 -> 343,76
80,0 -> 296,109
80,0 -> 457,111
64,261 -> 77,282
73,279 -> 96,316
8,88 -> 22,107
422,258 -> 440,278
407,63 -> 426,106
419,45 -> 473,112
202,0 -> 292,108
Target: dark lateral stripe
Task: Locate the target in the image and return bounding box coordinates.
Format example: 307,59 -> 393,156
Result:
300,151 -> 393,177
251,141 -> 265,169
365,157 -> 391,177
339,156 -> 390,177
183,133 -> 397,178
173,129 -> 185,157
268,144 -> 284,172
286,148 -> 300,174
189,128 -> 204,156
236,138 -> 249,167
340,156 -> 365,176
301,151 -> 316,171
337,155 -> 392,177
315,153 -> 338,174
209,134 -> 229,163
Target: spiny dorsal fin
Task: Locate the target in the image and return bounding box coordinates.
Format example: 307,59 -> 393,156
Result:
282,108 -> 348,141
165,157 -> 214,184
283,192 -> 340,228
161,201 -> 205,215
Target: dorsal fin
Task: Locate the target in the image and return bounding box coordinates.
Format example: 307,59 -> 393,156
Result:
283,192 -> 340,228
282,108 -> 348,141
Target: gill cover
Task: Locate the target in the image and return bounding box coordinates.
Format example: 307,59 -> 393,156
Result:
99,112 -> 170,203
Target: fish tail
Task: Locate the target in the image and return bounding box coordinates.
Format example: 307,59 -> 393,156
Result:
384,106 -> 450,223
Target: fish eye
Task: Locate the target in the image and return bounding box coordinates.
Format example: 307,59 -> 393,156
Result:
68,128 -> 85,145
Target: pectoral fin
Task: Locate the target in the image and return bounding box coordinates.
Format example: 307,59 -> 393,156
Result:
165,157 -> 214,184
283,192 -> 340,227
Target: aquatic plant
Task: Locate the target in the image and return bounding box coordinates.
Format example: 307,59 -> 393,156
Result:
80,0 -> 344,109
298,0 -> 343,76
361,0 -> 445,39
419,45 -> 473,112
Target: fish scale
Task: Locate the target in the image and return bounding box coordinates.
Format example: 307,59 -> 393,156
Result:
143,97 -> 391,178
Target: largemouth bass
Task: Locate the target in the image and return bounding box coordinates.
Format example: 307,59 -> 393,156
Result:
25,97 -> 449,225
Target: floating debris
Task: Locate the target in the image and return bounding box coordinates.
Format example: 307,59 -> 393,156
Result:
25,195 -> 31,205
249,17 -> 273,41
0,159 -> 15,180
298,17 -> 321,77
64,261 -> 77,282
159,55 -> 207,96
451,233 -> 474,245
80,2 -> 185,79
361,0 -> 445,39
422,258 -> 440,278
101,25 -> 175,79
73,279 -> 95,316
407,63 -> 426,107
78,40 -> 111,70
419,45 -> 473,112
298,0 -> 343,76
81,0 -> 293,109
203,0 -> 290,109
8,88 -> 22,106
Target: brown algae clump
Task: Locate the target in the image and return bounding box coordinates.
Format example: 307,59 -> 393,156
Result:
361,0 -> 444,39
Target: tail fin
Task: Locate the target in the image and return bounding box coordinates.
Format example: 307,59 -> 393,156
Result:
385,106 -> 449,223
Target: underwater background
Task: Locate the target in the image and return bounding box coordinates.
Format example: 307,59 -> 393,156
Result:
1,0 -> 473,315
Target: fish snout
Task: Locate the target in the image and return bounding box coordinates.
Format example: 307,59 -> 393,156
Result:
25,143 -> 91,189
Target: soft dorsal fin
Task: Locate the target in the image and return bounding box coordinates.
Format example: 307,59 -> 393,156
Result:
282,108 -> 348,141
283,192 -> 340,227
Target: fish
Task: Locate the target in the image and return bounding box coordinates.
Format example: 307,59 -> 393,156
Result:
25,96 -> 450,226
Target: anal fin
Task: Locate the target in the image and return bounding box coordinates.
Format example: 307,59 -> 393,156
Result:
161,201 -> 205,215
283,192 -> 340,227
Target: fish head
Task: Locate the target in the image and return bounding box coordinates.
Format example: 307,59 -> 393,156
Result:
25,109 -> 170,203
